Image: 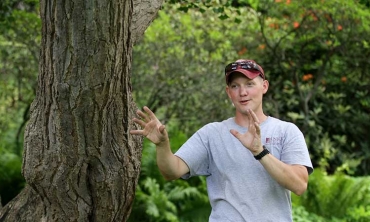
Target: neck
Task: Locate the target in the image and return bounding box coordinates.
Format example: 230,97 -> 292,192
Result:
234,111 -> 267,128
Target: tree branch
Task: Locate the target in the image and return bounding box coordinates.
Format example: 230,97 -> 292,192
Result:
132,0 -> 164,44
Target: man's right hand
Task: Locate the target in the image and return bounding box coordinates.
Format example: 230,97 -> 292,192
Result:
130,106 -> 168,145
130,106 -> 189,180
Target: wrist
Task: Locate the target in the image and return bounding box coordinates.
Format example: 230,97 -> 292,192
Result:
254,146 -> 270,160
155,138 -> 170,148
251,145 -> 264,156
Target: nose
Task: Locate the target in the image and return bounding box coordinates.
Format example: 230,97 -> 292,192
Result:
239,85 -> 248,96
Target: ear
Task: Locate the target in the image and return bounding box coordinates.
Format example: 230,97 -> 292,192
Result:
262,80 -> 269,94
225,86 -> 232,99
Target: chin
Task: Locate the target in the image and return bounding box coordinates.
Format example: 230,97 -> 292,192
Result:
237,108 -> 251,115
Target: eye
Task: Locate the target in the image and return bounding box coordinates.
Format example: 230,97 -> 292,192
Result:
230,84 -> 239,89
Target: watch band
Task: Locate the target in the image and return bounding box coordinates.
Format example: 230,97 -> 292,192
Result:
254,146 -> 270,160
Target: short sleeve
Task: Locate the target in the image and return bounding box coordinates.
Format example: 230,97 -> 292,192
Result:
174,126 -> 211,179
281,123 -> 314,174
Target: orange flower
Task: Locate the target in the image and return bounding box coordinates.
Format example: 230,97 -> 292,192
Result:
258,44 -> 266,50
269,23 -> 279,29
337,25 -> 343,31
302,74 -> 313,81
293,22 -> 300,28
286,0 -> 291,4
341,76 -> 347,82
238,47 -> 247,56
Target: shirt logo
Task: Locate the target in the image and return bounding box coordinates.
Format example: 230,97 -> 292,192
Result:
265,137 -> 283,145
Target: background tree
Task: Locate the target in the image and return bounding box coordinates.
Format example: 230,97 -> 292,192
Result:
0,0 -> 163,221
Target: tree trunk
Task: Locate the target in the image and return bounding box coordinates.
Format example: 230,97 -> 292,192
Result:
0,0 -> 162,221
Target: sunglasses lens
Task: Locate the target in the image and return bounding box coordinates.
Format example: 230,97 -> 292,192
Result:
225,63 -> 236,73
225,62 -> 260,75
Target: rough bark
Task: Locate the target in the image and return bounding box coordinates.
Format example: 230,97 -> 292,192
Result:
132,0 -> 164,44
0,0 -> 162,221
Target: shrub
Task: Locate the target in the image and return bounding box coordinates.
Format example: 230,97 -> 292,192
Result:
0,147 -> 25,205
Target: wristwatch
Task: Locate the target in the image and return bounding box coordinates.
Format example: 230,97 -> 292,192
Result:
254,146 -> 270,160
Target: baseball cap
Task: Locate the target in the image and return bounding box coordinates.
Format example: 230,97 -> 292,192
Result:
225,59 -> 265,84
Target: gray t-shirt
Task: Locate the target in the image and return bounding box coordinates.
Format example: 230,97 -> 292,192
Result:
174,116 -> 313,222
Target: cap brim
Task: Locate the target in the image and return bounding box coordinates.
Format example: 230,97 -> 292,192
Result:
226,69 -> 261,83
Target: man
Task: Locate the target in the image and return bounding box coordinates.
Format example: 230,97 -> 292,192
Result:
130,59 -> 313,221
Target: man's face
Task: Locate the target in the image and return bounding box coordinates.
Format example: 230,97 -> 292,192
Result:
226,73 -> 268,115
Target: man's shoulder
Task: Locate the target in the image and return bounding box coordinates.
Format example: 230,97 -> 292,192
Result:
265,116 -> 296,126
263,116 -> 301,133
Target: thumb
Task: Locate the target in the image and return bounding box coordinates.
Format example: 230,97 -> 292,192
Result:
159,124 -> 166,133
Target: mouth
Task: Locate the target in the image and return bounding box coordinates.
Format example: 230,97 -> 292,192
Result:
239,99 -> 250,105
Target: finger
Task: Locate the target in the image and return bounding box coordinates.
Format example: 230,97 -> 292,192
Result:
247,111 -> 255,129
132,118 -> 146,127
159,124 -> 166,133
143,106 -> 158,122
254,122 -> 261,135
130,129 -> 143,135
249,109 -> 260,124
137,109 -> 150,122
230,129 -> 241,139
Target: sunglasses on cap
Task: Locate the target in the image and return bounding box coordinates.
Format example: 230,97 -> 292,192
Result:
224,61 -> 264,79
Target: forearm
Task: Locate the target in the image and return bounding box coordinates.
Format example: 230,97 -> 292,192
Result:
155,140 -> 187,180
259,154 -> 308,196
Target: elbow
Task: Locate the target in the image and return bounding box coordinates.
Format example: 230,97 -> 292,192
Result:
161,172 -> 180,181
163,175 -> 176,181
292,181 -> 308,196
289,165 -> 309,196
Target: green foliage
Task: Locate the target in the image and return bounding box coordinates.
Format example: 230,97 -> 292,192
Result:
167,0 -> 260,20
254,0 -> 370,175
130,177 -> 178,222
0,147 -> 25,206
0,0 -> 39,205
293,169 -> 370,221
0,1 -> 38,29
346,205 -> 370,222
292,205 -> 330,222
129,177 -> 210,222
0,0 -> 40,156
